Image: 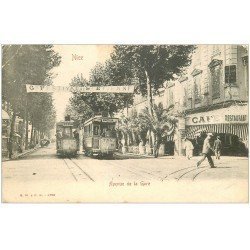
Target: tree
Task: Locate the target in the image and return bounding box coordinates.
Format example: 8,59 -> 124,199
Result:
118,109 -> 148,146
110,45 -> 195,116
68,62 -> 135,120
67,75 -> 95,123
139,103 -> 177,158
2,45 -> 61,156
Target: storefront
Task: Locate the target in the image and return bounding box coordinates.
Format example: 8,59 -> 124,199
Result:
185,104 -> 248,156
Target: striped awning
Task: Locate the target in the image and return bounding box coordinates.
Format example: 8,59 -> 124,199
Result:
186,123 -> 248,141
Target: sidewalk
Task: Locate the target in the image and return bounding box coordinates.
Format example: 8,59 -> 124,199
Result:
115,151 -> 178,159
2,145 -> 40,162
115,152 -> 248,162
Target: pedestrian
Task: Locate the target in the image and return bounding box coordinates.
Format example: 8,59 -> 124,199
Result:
118,140 -> 123,153
213,136 -> 222,159
183,137 -> 194,160
196,133 -> 216,168
139,140 -> 144,155
56,130 -> 62,149
146,140 -> 151,155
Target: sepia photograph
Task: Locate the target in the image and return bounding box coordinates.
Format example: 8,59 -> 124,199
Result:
1,44 -> 249,203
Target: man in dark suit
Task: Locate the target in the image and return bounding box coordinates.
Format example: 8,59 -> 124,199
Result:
196,133 -> 216,168
213,136 -> 222,159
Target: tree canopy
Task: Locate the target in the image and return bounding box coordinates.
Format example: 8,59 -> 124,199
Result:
110,45 -> 195,115
67,61 -> 135,122
2,45 -> 61,154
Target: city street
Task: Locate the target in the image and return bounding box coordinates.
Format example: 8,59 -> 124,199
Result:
2,143 -> 248,203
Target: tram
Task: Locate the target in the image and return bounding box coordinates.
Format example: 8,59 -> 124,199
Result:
83,116 -> 118,157
56,120 -> 78,156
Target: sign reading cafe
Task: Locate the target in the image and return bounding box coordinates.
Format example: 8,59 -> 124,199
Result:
186,105 -> 248,126
26,84 -> 135,93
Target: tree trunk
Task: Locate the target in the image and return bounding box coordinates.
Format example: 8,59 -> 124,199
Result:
9,113 -> 17,158
145,70 -> 153,117
30,122 -> 34,147
34,128 -> 37,145
145,70 -> 154,151
154,134 -> 161,158
20,121 -> 25,152
25,102 -> 29,150
38,130 -> 41,143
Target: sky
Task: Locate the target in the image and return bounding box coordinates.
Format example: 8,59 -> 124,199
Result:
51,45 -> 113,121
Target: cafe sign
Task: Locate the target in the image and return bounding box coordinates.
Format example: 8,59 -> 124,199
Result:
186,105 -> 248,126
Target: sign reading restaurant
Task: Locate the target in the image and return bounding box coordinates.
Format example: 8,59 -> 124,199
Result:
225,115 -> 247,122
186,105 -> 248,126
26,84 -> 135,93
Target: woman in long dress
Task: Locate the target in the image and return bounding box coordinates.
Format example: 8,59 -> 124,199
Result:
183,137 -> 194,160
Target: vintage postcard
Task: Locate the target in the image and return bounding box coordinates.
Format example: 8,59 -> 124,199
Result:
1,44 -> 248,203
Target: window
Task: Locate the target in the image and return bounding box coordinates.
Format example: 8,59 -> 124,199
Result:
187,83 -> 192,99
93,125 -> 99,136
89,124 -> 92,136
225,65 -> 236,85
63,127 -> 72,138
210,64 -> 221,99
194,74 -> 201,103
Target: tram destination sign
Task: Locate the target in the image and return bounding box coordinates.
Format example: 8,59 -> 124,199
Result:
26,84 -> 135,93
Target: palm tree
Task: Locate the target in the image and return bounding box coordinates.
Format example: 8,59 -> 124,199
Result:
118,111 -> 140,147
138,103 -> 177,158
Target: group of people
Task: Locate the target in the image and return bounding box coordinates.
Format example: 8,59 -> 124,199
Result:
183,133 -> 222,168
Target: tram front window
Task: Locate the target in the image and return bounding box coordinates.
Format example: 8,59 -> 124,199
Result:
63,127 -> 72,139
101,124 -> 116,137
93,125 -> 99,136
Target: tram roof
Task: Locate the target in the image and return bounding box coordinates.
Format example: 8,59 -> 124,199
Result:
84,116 -> 118,126
56,120 -> 75,127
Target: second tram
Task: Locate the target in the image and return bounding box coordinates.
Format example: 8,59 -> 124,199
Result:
83,116 -> 118,157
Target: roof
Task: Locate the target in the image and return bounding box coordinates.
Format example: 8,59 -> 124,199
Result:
2,110 -> 10,120
56,121 -> 75,127
84,116 -> 118,126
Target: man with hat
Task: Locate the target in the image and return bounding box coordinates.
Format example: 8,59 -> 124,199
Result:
196,133 -> 216,168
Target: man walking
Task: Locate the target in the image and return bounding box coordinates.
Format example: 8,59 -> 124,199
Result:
213,136 -> 222,159
196,133 -> 216,168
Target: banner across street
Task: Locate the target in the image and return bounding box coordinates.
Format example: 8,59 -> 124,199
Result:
26,84 -> 135,93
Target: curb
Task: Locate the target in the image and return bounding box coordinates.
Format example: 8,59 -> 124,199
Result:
2,147 -> 40,162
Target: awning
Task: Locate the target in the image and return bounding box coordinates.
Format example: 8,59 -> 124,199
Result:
2,110 -> 10,120
186,123 -> 248,141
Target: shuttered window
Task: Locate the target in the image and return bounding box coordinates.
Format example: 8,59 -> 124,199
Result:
211,64 -> 221,99
194,74 -> 201,103
225,65 -> 236,85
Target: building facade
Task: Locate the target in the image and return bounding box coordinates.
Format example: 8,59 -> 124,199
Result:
178,45 -> 248,156
127,45 -> 248,156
